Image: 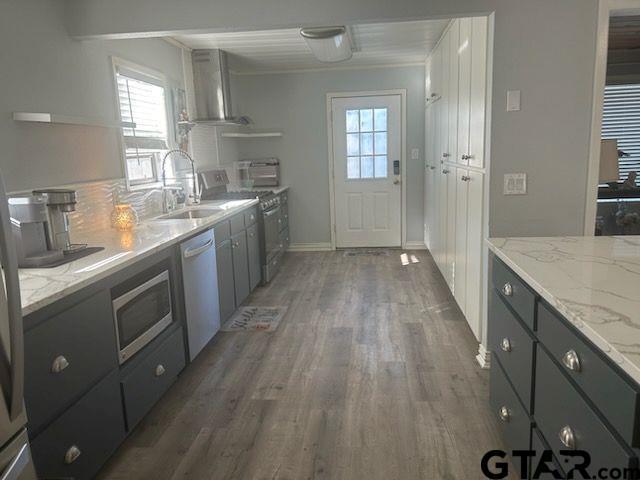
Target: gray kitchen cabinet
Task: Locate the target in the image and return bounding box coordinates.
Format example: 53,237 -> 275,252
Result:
247,224 -> 261,291
231,230 -> 250,307
216,239 -> 236,322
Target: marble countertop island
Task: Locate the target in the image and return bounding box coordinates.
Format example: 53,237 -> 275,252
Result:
19,199 -> 258,316
487,236 -> 640,383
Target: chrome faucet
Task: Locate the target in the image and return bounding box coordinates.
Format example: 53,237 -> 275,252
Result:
161,149 -> 200,211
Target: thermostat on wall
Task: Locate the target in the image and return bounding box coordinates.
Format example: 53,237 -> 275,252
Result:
504,173 -> 527,195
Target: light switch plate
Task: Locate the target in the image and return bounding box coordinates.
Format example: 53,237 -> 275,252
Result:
411,148 -> 420,160
504,173 -> 527,195
506,90 -> 521,111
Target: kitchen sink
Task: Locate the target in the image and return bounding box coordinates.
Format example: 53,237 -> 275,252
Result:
155,208 -> 223,220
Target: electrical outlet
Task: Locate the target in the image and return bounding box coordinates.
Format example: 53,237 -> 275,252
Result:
504,173 -> 527,195
506,90 -> 521,111
411,148 -> 420,160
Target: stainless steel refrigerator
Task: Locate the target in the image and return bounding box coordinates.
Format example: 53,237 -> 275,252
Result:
0,173 -> 37,479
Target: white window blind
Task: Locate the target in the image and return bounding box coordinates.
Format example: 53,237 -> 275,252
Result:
602,84 -> 640,186
116,66 -> 168,184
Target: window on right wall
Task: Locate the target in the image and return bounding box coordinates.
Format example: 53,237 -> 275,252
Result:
601,84 -> 640,187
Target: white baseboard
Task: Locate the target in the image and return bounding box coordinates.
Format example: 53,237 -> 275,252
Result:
287,242 -> 334,252
403,241 -> 427,250
476,343 -> 491,369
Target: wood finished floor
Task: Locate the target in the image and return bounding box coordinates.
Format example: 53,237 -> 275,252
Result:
98,250 -> 512,480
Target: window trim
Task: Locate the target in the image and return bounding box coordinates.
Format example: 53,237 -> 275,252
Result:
111,56 -> 174,190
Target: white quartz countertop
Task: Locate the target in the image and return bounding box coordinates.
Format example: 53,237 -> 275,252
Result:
19,199 -> 259,316
487,236 -> 640,383
227,185 -> 289,195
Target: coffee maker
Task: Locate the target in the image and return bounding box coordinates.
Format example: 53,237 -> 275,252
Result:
8,195 -> 64,267
32,189 -> 85,254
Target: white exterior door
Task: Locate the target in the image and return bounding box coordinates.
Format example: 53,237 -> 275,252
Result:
331,95 -> 402,247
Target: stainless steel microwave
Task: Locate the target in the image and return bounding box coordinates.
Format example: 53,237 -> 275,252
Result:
112,270 -> 173,364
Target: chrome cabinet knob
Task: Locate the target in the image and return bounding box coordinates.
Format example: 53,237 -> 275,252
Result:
500,338 -> 512,353
461,154 -> 473,160
562,350 -> 581,372
278,218 -> 282,224
249,232 -> 255,238
155,364 -> 166,377
429,166 -> 436,170
51,355 -> 69,374
442,153 -> 451,158
284,214 -> 288,219
502,282 -> 513,297
442,169 -> 450,174
559,425 -> 576,449
461,175 -> 471,182
498,406 -> 510,422
64,445 -> 81,464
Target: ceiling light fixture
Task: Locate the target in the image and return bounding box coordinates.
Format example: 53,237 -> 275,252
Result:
300,26 -> 353,63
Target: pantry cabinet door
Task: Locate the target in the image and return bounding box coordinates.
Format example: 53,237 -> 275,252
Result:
469,16 -> 488,169
447,20 -> 460,165
445,166 -> 457,290
465,169 -> 484,340
457,18 -> 472,166
454,168 -> 469,314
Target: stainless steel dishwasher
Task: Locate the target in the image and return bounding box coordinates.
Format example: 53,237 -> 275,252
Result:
180,228 -> 220,361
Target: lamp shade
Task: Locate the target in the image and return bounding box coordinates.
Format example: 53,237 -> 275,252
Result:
600,139 -> 620,184
300,26 -> 352,63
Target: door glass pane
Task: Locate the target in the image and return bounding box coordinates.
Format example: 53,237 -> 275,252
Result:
374,132 -> 387,154
360,133 -> 373,155
361,156 -> 374,178
374,108 -> 387,131
347,157 -> 360,179
346,110 -> 359,132
374,156 -> 388,178
347,133 -> 360,155
360,109 -> 373,131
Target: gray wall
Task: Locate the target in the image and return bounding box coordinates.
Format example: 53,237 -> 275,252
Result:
0,0 -> 184,192
232,67 -> 425,245
63,0 -> 600,238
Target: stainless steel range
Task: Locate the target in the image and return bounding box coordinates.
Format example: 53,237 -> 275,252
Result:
198,170 -> 286,283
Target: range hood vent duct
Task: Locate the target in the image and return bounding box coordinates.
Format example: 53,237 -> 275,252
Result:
192,49 -> 250,126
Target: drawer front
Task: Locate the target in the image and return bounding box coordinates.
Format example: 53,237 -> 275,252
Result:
244,206 -> 258,227
488,290 -> 535,412
535,347 -> 635,472
230,212 -> 246,235
25,290 -> 118,433
121,327 -> 186,430
538,302 -> 640,446
31,369 -> 125,480
490,359 -> 531,479
214,220 -> 231,245
491,256 -> 536,330
530,428 -> 565,480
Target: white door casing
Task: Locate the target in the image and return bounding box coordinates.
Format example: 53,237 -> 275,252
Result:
331,94 -> 402,248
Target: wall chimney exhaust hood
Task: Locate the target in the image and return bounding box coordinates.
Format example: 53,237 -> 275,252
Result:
192,49 -> 251,126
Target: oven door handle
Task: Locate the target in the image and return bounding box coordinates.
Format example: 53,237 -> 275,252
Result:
183,238 -> 214,258
263,206 -> 281,218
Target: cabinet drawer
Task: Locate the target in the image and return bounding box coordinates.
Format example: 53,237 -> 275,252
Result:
489,359 -> 531,479
25,290 -> 118,434
214,220 -> 231,245
31,369 -> 125,480
491,256 -> 536,330
121,327 -> 186,430
537,302 -> 640,447
244,206 -> 258,227
230,213 -> 246,235
488,290 -> 535,412
530,427 -> 565,479
535,347 -> 636,473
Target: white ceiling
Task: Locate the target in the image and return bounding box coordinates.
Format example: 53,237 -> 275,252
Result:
172,19 -> 449,74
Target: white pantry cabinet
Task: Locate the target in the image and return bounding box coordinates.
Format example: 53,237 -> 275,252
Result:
423,17 -> 488,341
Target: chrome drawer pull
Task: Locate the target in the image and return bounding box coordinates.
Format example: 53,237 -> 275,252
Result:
51,355 -> 69,374
155,364 -> 166,377
64,445 -> 81,464
559,425 -> 576,449
562,350 -> 581,372
500,338 -> 512,353
498,406 -> 510,422
502,282 -> 513,297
